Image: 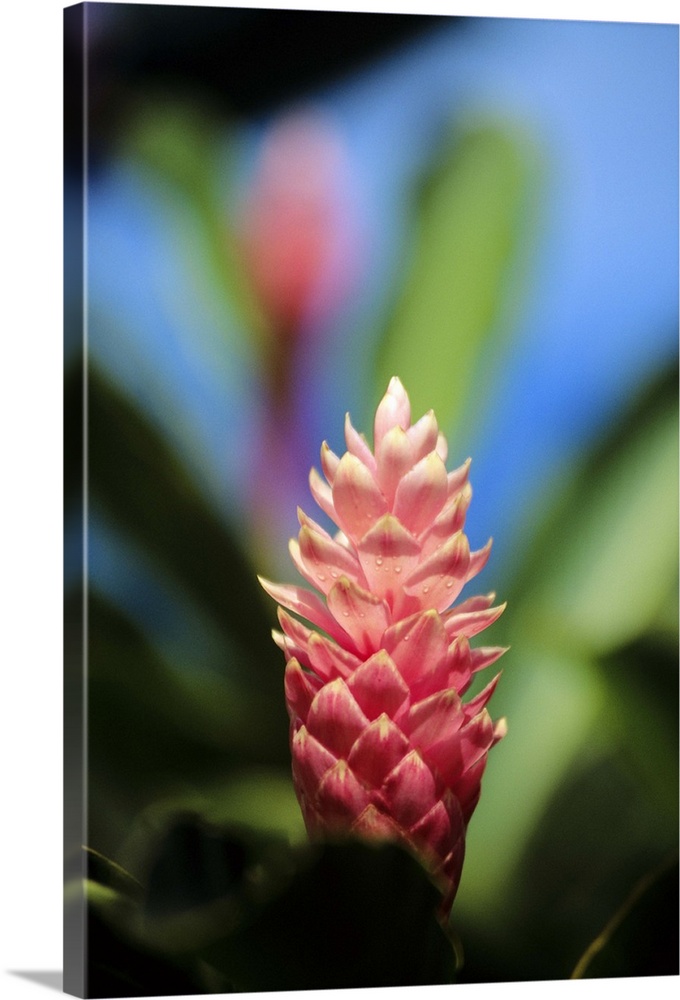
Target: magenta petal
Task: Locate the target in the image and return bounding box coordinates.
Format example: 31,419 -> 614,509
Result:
332,452 -> 388,542
315,760 -> 371,825
285,658 -> 322,723
382,609 -> 449,687
347,713 -> 411,786
378,749 -> 438,827
346,650 -> 409,720
409,799 -> 453,861
305,677 -> 369,757
405,689 -> 464,754
291,726 -> 337,799
306,630 -> 362,682
351,803 -> 403,841
435,710 -> 495,785
258,576 -> 353,648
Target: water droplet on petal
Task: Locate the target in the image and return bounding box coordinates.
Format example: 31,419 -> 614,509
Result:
318,574 -> 326,581
445,580 -> 453,588
394,566 -> 402,574
423,585 -> 430,594
342,610 -> 349,617
375,557 -> 383,566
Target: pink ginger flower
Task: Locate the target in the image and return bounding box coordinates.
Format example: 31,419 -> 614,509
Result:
259,377 -> 507,914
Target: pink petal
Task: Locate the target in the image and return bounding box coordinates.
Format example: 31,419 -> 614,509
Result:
298,523 -> 365,594
375,425 -> 415,506
306,630 -> 362,682
332,452 -> 388,542
291,725 -> 337,798
320,441 -> 341,484
284,658 -> 322,722
357,513 -> 420,607
346,713 -> 411,786
305,677 -> 370,757
419,486 -> 471,560
408,799 -> 453,861
378,749 -> 438,827
258,576 -> 353,649
308,467 -> 338,524
346,649 -> 409,720
315,759 -> 371,825
326,576 -> 390,655
374,376 -> 411,452
382,608 -> 449,688
405,410 -> 439,463
344,413 -> 378,474
405,689 -> 465,755
403,532 -> 471,611
465,538 -> 493,583
463,672 -> 502,716
443,601 -> 507,639
393,452 -> 448,537
446,458 -> 471,499
435,709 -> 495,786
351,803 -> 403,841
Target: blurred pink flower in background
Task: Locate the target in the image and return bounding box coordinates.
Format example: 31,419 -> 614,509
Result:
261,377 -> 507,916
240,109 -> 363,568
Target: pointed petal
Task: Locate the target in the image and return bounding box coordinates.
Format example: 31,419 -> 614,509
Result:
298,524 -> 365,594
393,451 -> 448,537
403,532 -> 471,611
435,432 -> 448,463
306,630 -> 362,682
446,458 -> 471,498
357,513 -> 420,606
435,709 -> 495,786
291,726 -> 337,799
466,538 -> 493,583
351,803 -> 403,841
315,759 -> 371,826
405,688 -> 465,754
326,576 -> 390,655
305,677 -> 370,757
258,576 -> 352,647
409,799 -> 453,862
347,713 -> 411,786
406,410 -> 439,463
374,376 -> 411,452
382,608 -> 449,687
378,749 -> 438,827
375,425 -> 415,506
443,601 -> 507,639
332,452 -> 388,542
320,441 -> 341,484
284,658 -> 322,722
309,466 -> 338,524
344,413 -> 377,473
346,649 -> 409,720
463,672 -> 502,716
419,484 -> 472,560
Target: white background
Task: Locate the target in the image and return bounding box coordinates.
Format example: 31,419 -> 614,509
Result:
1,1 -> 676,998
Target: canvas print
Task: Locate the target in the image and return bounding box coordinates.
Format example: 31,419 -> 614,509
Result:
63,3 -> 679,996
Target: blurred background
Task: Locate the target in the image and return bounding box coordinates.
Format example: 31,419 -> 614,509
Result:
64,3 -> 678,994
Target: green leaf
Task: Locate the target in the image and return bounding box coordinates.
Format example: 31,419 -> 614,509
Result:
514,367 -> 678,657
123,96 -> 269,345
374,121 -> 538,438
